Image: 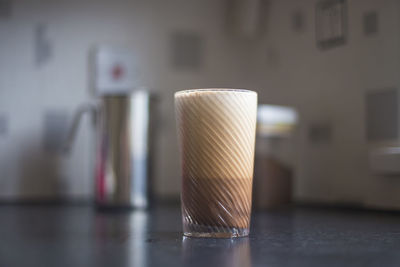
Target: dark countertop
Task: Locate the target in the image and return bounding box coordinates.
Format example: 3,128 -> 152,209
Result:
1,204 -> 400,267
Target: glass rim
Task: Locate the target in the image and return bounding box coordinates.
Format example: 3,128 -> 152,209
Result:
175,88 -> 256,97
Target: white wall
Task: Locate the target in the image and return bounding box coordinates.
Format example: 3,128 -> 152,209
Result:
2,0 -> 400,209
0,0 -> 259,200
250,0 -> 400,209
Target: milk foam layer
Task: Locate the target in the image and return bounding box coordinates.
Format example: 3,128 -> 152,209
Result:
175,89 -> 257,181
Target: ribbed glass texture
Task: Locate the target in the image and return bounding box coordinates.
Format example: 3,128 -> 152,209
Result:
175,89 -> 258,238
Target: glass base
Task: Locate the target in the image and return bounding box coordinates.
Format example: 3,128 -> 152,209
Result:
183,223 -> 249,238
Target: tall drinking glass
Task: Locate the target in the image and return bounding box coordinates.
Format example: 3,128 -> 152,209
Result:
175,89 -> 258,238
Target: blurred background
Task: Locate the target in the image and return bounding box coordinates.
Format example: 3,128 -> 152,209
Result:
1,0 -> 400,210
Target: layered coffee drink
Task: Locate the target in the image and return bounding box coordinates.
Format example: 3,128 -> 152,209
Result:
175,89 -> 257,238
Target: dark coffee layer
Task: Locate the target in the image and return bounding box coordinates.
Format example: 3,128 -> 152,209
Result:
182,177 -> 252,229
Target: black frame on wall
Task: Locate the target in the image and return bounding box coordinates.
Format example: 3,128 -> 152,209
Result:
315,0 -> 347,50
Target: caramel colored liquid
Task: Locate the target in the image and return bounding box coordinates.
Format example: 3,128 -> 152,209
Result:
182,177 -> 252,229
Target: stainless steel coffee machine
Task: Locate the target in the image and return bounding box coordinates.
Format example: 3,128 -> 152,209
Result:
65,91 -> 157,209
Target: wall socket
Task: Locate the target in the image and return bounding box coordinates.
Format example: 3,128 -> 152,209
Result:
170,31 -> 204,71
0,114 -> 8,136
308,121 -> 333,145
292,9 -> 305,33
363,11 -> 378,36
35,23 -> 53,67
42,110 -> 69,153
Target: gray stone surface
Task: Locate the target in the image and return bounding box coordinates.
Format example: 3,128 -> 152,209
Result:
0,204 -> 400,267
